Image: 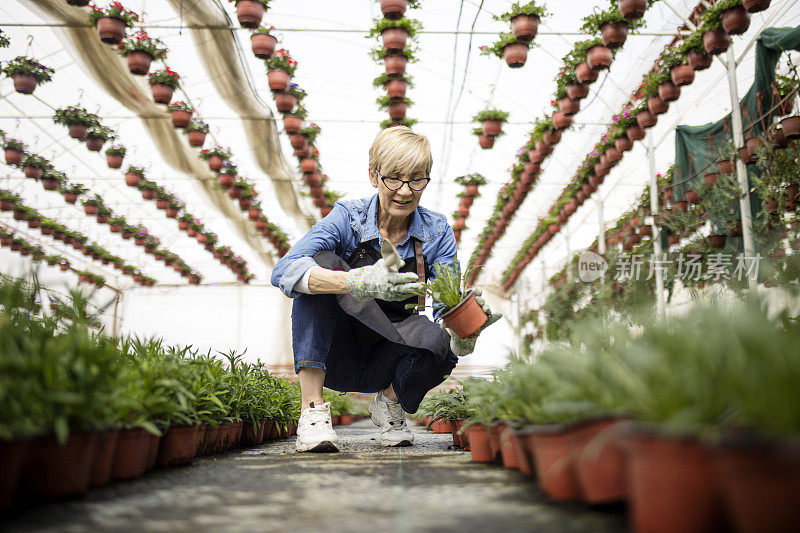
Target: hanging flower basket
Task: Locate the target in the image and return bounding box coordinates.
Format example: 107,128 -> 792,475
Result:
185,120 -> 209,147
381,0 -> 408,20
743,0 -> 771,12
3,138 -> 25,165
85,133 -> 106,152
2,56 -> 54,95
384,52 -> 408,75
41,173 -> 61,191
552,111 -> 573,130
647,95 -> 668,115
703,29 -> 731,56
232,0 -> 267,28
382,28 -> 408,52
119,30 -> 167,75
587,45 -> 613,70
124,165 -> 145,187
250,27 -> 277,59
106,145 -> 126,168
385,78 -> 408,99
543,129 -> 562,145
478,134 -> 494,149
671,64 -> 695,86
274,92 -> 297,113
88,3 -> 139,45
658,81 -> 680,102
615,136 -> 633,152
148,67 -> 180,104
53,105 -> 100,140
781,116 -> 800,139
387,100 -> 408,120
600,21 -> 628,49
283,114 -> 303,134
167,101 -> 194,128
200,146 -> 232,171
575,62 -> 598,84
721,6 -> 751,35
503,43 -> 528,68
300,158 -> 317,173
511,14 -> 540,43
688,50 -> 713,71
566,83 -> 590,100
558,97 -> 580,116
219,172 -> 235,189
619,0 -> 647,19
627,124 -> 645,141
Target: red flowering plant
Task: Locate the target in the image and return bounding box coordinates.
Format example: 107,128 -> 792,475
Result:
200,145 -> 232,161
147,67 -> 180,88
118,30 -> 167,60
301,123 -> 321,144
87,2 -> 140,28
265,48 -> 298,76
167,100 -> 193,112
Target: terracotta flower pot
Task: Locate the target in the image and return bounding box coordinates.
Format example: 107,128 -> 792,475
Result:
586,45 -> 613,70
142,189 -> 155,200
385,78 -> 407,98
68,123 -> 89,140
686,189 -> 701,204
124,172 -> 142,187
572,418 -> 627,504
703,29 -> 731,55
594,163 -> 609,177
503,43 -> 528,68
384,53 -> 407,75
89,429 -> 119,488
83,204 -> 99,215
671,63 -> 695,87
381,0 -> 407,20
235,0 -> 265,29
656,80 -> 680,103
628,429 -> 724,533
251,32 -> 277,59
41,176 -> 59,191
171,109 -> 193,128
157,424 -> 201,467
721,6 -> 751,35
511,14 -> 539,43
552,111 -> 573,129
151,82 -> 175,104
96,16 -> 126,45
273,92 -> 297,114
208,154 -> 225,171
282,115 -> 302,135
738,145 -> 754,165
86,136 -> 105,151
647,95 -> 668,115
709,234 -> 727,248
498,423 -> 522,470
475,133 -> 493,149
529,425 -> 581,500
566,83 -> 590,100
743,0 -> 771,13
542,129 -> 562,146
781,116 -> 800,139
619,0 -> 647,19
382,27 -> 408,52
575,62 -> 598,84
105,153 -> 123,168
22,432 -> 98,498
637,109 -> 657,129
601,21 -> 628,49
187,130 -> 206,147
23,165 -> 43,179
615,136 -> 633,152
96,213 -> 110,224
217,173 -> 235,189
300,158 -> 317,173
627,124 -> 645,141
558,97 -> 580,116
468,424 -> 493,462
441,291 -> 488,338
12,73 -> 37,94
688,50 -> 713,71
126,50 -> 153,75
4,148 -> 23,165
717,158 -> 734,174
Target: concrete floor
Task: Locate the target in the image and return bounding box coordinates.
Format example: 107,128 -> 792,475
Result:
3,420 -> 627,532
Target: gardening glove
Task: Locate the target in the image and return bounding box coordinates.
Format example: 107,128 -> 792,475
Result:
440,288 -> 502,356
345,255 -> 423,302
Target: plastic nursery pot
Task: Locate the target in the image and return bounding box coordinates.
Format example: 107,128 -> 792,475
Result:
478,134 -> 494,149
381,0 -> 407,20
107,153 -> 124,169
721,6 -> 751,35
89,428 -> 120,488
157,424 -> 201,467
572,418 -> 627,505
236,0 -> 265,29
671,63 -> 695,86
601,21 -> 628,49
171,109 -> 193,128
187,130 -> 207,147
251,33 -> 277,59
21,432 -> 98,498
5,148 -> 23,165
511,14 -> 539,43
586,45 -> 613,70
482,119 -> 502,137
781,116 -> 800,139
68,123 -> 89,140
703,29 -> 731,56
339,414 -> 355,426
386,78 -> 407,98
86,136 -> 105,151
714,433 -> 800,533
382,27 -> 409,52
143,432 -> 161,471
429,419 -> 452,434
743,0 -> 772,12
627,425 -> 726,533
151,82 -> 175,105
96,16 -> 126,45
126,50 -> 153,75
529,424 -> 581,501
12,73 -> 37,94
467,424 -> 493,462
688,50 -> 713,71
384,53 -> 407,75
619,0 -> 647,19
0,440 -> 28,509
503,43 -> 528,68
499,423 -> 521,470
441,290 -> 488,339
575,62 -> 598,84
274,92 -> 296,113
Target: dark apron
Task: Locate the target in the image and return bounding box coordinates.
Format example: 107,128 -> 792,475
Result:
312,239 -> 452,363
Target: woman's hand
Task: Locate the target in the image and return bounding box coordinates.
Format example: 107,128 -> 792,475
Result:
345,258 -> 424,302
441,288 -> 502,356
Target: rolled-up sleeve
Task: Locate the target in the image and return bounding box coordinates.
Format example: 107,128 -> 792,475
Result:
270,203 -> 350,298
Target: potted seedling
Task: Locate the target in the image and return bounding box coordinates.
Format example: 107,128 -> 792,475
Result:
184,119 -> 209,147
1,56 -> 54,94
106,144 -> 126,168
53,105 -> 100,141
118,29 -> 167,75
147,67 -> 181,104
88,2 -> 139,45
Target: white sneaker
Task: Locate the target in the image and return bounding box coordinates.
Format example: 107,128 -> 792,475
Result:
369,393 -> 414,447
295,401 -> 339,452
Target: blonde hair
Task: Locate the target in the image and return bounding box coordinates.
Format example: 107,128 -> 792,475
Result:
368,126 -> 432,178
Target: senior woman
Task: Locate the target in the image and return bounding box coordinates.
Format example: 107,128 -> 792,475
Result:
271,126 -> 500,452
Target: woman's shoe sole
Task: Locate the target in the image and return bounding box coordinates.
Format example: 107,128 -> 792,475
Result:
296,440 -> 339,453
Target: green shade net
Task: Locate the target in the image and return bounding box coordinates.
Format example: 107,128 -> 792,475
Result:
672,26 -> 800,236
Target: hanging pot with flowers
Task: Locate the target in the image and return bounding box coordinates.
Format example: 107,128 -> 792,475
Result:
178,212 -> 193,231
374,72 -> 414,99
183,119 -> 209,148
619,0 -> 647,19
155,189 -> 173,210
105,144 -> 126,168
87,2 -> 139,45
497,1 -> 549,43
167,101 -> 194,128
59,182 -> 87,204
85,125 -> 114,152
21,153 -> 49,180
377,96 -> 413,120
265,48 -> 297,92
473,108 -> 510,138
580,8 -> 637,49
1,56 -> 54,94
2,137 -> 26,166
118,29 -> 167,76
124,165 -> 145,187
81,194 -> 104,216
475,128 -> 495,149
165,198 -> 183,218
147,67 -> 181,104
53,105 -> 100,140
229,0 -> 269,29
200,145 -> 232,172
276,84 -> 305,113
218,163 -> 237,189
381,0 -> 417,20
139,179 -> 158,200
371,46 -> 418,76
283,105 -> 306,134
250,25 -> 277,59
370,16 -> 421,53
585,39 -> 614,71
40,170 -> 65,191
481,32 -> 530,68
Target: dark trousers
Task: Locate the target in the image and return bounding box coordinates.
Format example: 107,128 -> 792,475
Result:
291,293 -> 457,413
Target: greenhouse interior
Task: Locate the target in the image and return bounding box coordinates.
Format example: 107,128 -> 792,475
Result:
1,0 -> 799,531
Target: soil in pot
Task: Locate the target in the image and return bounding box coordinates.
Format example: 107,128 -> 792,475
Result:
529,425 -> 581,501
21,432 -> 98,498
89,428 -> 119,488
0,440 -> 27,509
112,427 -> 149,480
157,425 -> 201,467
441,290 -> 488,338
467,424 -> 493,462
572,418 -> 627,504
628,428 -> 726,533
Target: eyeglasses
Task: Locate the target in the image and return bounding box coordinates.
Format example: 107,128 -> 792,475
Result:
374,169 -> 430,192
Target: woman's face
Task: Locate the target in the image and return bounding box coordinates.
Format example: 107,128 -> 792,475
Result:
370,167 -> 429,219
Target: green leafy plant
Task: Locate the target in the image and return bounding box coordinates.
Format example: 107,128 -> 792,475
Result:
367,17 -> 423,40
21,153 -> 50,170
376,95 -> 413,109
53,105 -> 101,127
496,1 -> 550,21
184,119 -> 209,133
167,101 -> 193,112
455,173 -> 487,186
472,108 -> 510,123
106,143 -> 126,156
265,48 -> 297,76
118,29 -> 167,59
87,2 -> 140,27
369,46 -> 419,63
480,32 -> 528,59
372,72 -> 414,88
1,56 -> 55,84
380,118 -> 418,130
2,137 -> 26,152
125,164 -> 145,176
411,261 -> 476,312
147,67 -> 180,88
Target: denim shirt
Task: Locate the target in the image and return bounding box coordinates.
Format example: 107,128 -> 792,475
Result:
271,194 -> 458,300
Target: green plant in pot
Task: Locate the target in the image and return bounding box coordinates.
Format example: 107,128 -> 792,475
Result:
2,56 -> 55,94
